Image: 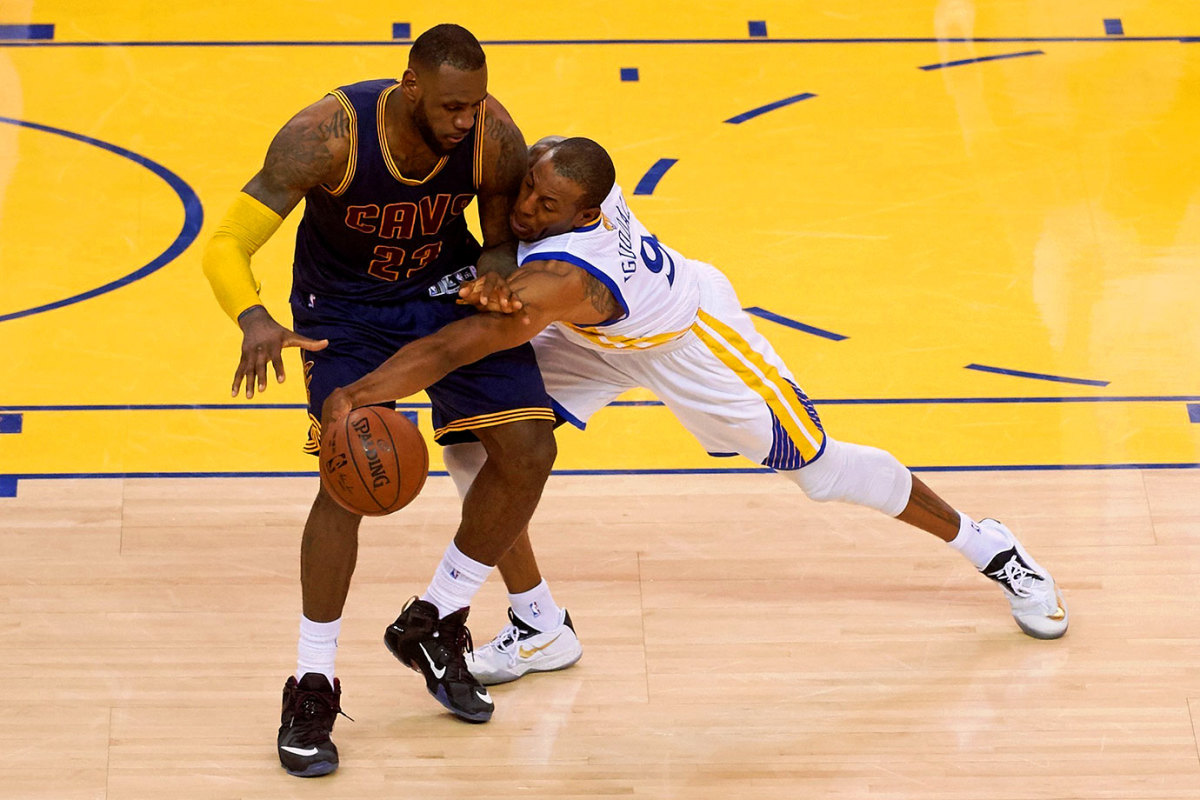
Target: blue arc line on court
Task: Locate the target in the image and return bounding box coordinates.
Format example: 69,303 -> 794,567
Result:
919,50 -> 1045,70
725,92 -> 816,124
2,36 -> 1196,48
633,158 -> 678,195
965,364 -> 1109,387
743,307 -> 846,340
0,24 -> 53,39
0,117 -> 204,324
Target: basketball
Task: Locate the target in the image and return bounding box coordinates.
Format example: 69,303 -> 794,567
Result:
319,407 -> 429,516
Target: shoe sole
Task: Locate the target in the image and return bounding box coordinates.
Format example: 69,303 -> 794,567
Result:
384,632 -> 493,723
475,650 -> 583,686
282,760 -> 337,778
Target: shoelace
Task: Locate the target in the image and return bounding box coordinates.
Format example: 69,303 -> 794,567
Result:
288,695 -> 334,745
999,556 -> 1043,599
438,623 -> 478,681
487,624 -> 523,665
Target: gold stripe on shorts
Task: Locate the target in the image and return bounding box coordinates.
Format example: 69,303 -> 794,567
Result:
433,407 -> 556,440
691,310 -> 823,461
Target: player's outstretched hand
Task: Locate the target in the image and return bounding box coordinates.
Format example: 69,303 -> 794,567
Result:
233,306 -> 328,399
320,387 -> 352,436
457,273 -> 528,320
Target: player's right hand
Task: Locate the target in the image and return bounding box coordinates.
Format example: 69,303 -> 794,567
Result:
457,273 -> 525,316
233,306 -> 329,399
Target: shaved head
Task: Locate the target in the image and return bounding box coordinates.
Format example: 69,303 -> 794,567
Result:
408,24 -> 486,73
546,137 -> 615,209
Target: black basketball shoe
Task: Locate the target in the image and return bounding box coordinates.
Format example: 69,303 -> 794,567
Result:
277,673 -> 344,777
384,598 -> 494,723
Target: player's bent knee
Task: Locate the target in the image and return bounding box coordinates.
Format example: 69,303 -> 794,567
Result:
443,442 -> 487,499
476,420 -> 558,481
782,438 -> 912,516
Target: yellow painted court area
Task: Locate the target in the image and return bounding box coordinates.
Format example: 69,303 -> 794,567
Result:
2,1 -> 1199,478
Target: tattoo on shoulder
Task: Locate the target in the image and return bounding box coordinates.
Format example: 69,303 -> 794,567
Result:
580,270 -> 620,319
318,108 -> 350,140
485,115 -> 527,189
264,107 -> 348,190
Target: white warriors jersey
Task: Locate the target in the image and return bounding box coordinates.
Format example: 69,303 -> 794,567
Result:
516,183 -> 702,351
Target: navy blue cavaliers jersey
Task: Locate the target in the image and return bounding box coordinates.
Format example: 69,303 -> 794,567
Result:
293,78 -> 486,303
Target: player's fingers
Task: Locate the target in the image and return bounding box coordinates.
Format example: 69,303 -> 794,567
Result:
285,333 -> 329,351
271,351 -> 286,385
231,364 -> 247,398
253,344 -> 271,395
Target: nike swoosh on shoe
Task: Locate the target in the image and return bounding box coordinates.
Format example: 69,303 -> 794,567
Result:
420,643 -> 447,679
280,746 -> 320,757
519,633 -> 562,659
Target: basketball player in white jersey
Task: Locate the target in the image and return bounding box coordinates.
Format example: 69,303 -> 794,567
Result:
322,136 -> 1068,691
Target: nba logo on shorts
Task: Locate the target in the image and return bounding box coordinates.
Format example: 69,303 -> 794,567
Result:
528,601 -> 541,618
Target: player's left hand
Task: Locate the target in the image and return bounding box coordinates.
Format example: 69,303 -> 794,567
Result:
320,388 -> 353,438
457,273 -> 527,318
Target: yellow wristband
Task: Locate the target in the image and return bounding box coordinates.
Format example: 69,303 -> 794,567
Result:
201,192 -> 284,322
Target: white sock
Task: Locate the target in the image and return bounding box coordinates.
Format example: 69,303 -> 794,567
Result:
509,579 -> 562,633
422,541 -> 494,618
296,615 -> 340,687
947,512 -> 1010,569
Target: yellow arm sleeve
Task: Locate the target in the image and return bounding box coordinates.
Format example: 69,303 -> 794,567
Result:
201,192 -> 285,322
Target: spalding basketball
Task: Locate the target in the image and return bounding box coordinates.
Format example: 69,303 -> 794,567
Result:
319,407 -> 429,516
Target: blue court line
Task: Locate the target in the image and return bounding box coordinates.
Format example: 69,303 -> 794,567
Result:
633,158 -> 678,195
620,67 -> 639,82
0,24 -> 53,39
0,476 -> 15,497
1189,404 -> 1200,423
725,92 -> 817,124
0,414 -> 22,433
1,36 -> 1196,48
2,462 -> 1199,485
391,23 -> 410,40
4,396 -> 1199,413
965,363 -> 1110,387
1104,19 -> 1125,37
743,307 -> 846,340
0,117 -> 203,324
748,21 -> 768,38
919,50 -> 1045,70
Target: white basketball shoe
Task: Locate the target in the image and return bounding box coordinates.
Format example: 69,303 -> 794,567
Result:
978,519 -> 1069,639
468,608 -> 582,685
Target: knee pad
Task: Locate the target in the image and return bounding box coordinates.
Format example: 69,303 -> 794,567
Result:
783,438 -> 912,516
442,442 -> 488,499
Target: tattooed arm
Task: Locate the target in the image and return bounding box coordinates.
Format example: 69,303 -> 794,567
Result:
474,95 -> 527,278
243,95 -> 352,215
205,96 -> 350,397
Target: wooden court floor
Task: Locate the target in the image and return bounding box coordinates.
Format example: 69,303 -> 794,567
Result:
2,2 -> 1200,798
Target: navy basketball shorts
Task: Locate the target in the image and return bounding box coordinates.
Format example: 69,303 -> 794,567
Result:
290,290 -> 554,451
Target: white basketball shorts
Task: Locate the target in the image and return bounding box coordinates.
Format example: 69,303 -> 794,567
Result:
531,262 -> 826,469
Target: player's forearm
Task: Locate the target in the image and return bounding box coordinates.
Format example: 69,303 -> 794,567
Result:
201,192 -> 284,321
342,319 -> 520,408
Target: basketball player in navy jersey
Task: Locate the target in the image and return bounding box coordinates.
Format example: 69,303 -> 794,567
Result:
320,136 -> 1069,688
202,25 -> 556,777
